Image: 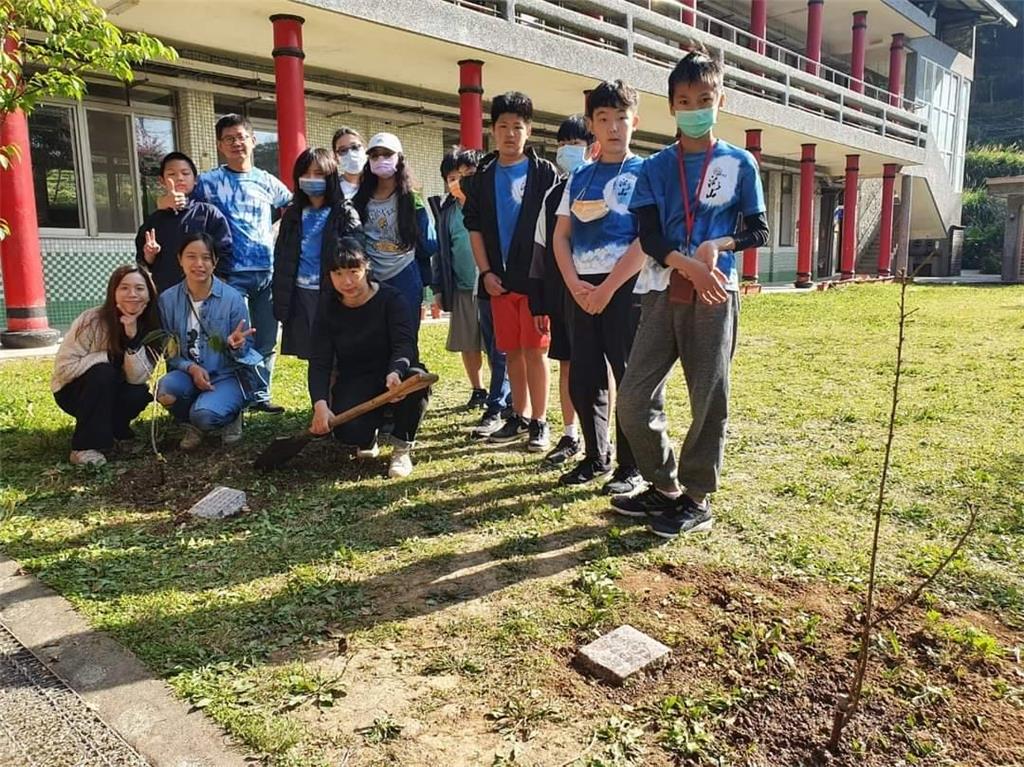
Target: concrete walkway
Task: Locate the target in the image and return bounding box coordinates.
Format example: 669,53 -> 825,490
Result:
0,555 -> 248,767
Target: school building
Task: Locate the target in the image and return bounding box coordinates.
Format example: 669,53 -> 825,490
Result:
1,0 -> 1018,345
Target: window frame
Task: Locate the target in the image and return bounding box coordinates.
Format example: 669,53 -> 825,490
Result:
34,95 -> 177,240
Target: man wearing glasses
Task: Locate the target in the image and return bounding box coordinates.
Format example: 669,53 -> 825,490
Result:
164,113 -> 293,413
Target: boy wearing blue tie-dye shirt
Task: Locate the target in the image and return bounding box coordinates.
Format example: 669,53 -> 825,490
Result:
191,114 -> 292,413
552,80 -> 646,498
612,51 -> 769,538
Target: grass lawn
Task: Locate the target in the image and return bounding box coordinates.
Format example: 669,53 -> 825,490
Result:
1,283 -> 1023,767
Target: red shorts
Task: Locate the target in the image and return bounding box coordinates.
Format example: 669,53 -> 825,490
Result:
491,291 -> 549,353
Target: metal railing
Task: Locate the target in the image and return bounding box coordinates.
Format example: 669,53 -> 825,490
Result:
440,0 -> 928,149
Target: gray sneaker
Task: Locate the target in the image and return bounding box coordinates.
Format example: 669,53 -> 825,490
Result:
180,425 -> 203,451
526,420 -> 550,452
221,413 -> 243,445
472,411 -> 505,439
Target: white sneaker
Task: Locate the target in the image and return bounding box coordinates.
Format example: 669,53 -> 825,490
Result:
180,425 -> 203,451
222,413 -> 243,445
388,447 -> 413,478
69,449 -> 106,467
356,441 -> 380,459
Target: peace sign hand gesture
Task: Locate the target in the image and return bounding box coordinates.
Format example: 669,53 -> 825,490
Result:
142,229 -> 161,264
227,319 -> 256,350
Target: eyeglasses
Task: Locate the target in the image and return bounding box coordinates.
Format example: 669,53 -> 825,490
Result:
219,134 -> 251,146
336,144 -> 364,155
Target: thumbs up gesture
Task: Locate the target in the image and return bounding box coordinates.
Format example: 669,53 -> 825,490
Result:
157,176 -> 186,212
142,229 -> 161,264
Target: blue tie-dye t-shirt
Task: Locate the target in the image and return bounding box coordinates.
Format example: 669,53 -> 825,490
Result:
629,140 -> 765,292
194,166 -> 292,273
557,155 -> 643,276
494,158 -> 529,267
297,206 -> 330,289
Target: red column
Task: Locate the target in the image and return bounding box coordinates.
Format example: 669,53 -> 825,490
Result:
681,0 -> 697,26
877,164 -> 900,276
888,34 -> 906,107
840,155 -> 860,279
458,59 -> 484,151
270,14 -> 307,189
796,144 -> 816,288
742,129 -> 763,282
749,0 -> 767,55
850,11 -> 868,94
0,36 -> 59,348
805,0 -> 824,76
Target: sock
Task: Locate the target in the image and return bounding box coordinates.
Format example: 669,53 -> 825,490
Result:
686,492 -> 707,507
564,423 -> 578,440
659,487 -> 682,499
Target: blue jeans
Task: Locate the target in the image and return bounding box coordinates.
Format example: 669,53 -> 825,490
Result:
157,369 -> 246,431
383,261 -> 423,338
478,298 -> 511,416
226,270 -> 276,404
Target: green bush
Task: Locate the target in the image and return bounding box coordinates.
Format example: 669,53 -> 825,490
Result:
964,145 -> 1024,190
961,188 -> 1006,270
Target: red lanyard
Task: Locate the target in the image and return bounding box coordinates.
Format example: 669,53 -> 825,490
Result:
675,139 -> 716,252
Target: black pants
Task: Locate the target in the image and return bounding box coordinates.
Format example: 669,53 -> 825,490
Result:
54,363 -> 151,451
568,274 -> 640,467
331,369 -> 430,449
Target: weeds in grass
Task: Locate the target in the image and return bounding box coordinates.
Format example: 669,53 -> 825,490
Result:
487,691 -> 563,741
357,714 -> 402,744
422,650 -> 483,677
582,716 -> 646,767
923,611 -> 1003,663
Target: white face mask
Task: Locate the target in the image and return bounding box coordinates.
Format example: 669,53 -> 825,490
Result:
556,145 -> 587,176
338,147 -> 366,175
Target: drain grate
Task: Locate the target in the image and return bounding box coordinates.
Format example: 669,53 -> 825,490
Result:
0,622 -> 149,767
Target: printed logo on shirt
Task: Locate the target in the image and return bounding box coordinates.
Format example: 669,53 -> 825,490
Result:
602,172 -> 638,215
510,174 -> 527,205
700,155 -> 741,208
371,205 -> 404,254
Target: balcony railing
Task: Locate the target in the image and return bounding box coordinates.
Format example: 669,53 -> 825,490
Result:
440,0 -> 928,149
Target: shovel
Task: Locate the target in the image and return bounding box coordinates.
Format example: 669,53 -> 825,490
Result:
254,371 -> 438,470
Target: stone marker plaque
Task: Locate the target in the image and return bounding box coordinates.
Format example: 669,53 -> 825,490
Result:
188,486 -> 247,520
574,624 -> 671,685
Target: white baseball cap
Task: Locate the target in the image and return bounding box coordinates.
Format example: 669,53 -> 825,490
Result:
367,132 -> 403,154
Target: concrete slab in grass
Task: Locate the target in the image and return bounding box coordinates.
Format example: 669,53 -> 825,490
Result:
0,554 -> 249,767
575,625 -> 671,685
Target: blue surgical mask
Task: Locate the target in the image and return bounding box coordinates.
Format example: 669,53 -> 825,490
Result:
298,177 -> 327,196
675,107 -> 717,138
556,145 -> 588,176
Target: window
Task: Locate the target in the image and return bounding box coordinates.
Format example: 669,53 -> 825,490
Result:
779,173 -> 795,247
28,90 -> 175,235
29,105 -> 83,230
214,98 -> 279,175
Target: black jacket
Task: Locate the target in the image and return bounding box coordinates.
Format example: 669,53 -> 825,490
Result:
135,201 -> 233,293
528,179 -> 569,317
430,193 -> 459,312
272,200 -> 361,323
461,148 -> 558,296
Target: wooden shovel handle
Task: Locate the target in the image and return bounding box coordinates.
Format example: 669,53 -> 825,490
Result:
325,371 -> 438,430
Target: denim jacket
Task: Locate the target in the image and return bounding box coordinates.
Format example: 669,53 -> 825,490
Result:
158,278 -> 262,379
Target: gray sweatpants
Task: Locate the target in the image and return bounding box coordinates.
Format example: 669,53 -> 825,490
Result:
617,289 -> 739,497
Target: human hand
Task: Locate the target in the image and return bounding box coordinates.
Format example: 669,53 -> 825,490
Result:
483,272 -> 505,297
385,371 -> 405,402
582,283 -> 613,315
310,400 -> 334,435
533,314 -> 550,335
189,364 -> 214,391
142,228 -> 161,263
693,239 -> 721,273
119,310 -> 140,339
156,177 -> 186,211
685,259 -> 729,305
227,319 -> 256,350
568,278 -> 595,309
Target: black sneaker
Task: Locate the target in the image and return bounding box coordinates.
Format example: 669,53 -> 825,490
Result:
602,466 -> 644,496
610,486 -> 679,518
472,411 -> 505,439
466,388 -> 488,409
559,457 -> 613,486
526,420 -> 550,452
648,496 -> 714,539
488,415 -> 529,443
250,400 -> 285,414
543,435 -> 581,467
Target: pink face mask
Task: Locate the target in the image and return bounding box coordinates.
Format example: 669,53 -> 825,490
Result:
369,156 -> 399,179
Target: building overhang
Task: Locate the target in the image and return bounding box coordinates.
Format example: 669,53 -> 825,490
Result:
986,175 -> 1024,197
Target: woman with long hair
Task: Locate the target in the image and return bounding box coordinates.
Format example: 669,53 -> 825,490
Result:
332,126 -> 366,200
272,147 -> 360,360
52,264 -> 162,466
351,132 -> 437,336
308,236 -> 430,478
